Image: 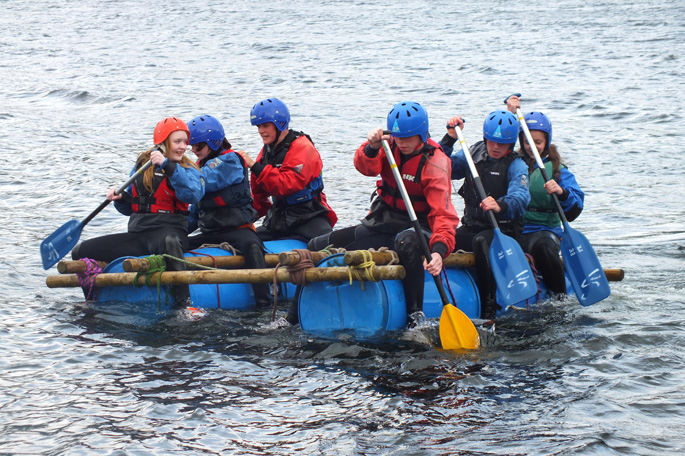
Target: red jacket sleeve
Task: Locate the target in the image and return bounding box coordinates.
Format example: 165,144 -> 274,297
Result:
421,151 -> 459,254
354,141 -> 384,176
250,147 -> 271,218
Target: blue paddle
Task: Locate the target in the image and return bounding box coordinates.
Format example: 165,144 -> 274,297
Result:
515,107 -> 610,306
40,160 -> 153,269
453,126 -> 537,307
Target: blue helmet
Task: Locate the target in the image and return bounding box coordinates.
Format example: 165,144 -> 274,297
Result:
188,115 -> 225,151
483,110 -> 518,144
387,101 -> 429,142
250,98 -> 290,131
522,111 -> 553,152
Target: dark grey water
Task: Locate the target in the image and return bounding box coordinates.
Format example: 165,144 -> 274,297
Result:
2,0 -> 684,454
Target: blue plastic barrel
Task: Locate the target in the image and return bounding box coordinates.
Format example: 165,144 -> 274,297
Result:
94,239 -> 307,310
297,254 -> 407,338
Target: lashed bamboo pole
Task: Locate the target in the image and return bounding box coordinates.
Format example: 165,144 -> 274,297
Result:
57,260 -> 109,274
121,254 -> 281,272
342,250 -> 477,268
56,252 -> 624,281
46,265 -> 406,288
276,251 -> 332,266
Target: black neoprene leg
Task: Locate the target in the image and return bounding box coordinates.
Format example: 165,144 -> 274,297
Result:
472,229 -> 500,319
395,230 -> 426,315
531,235 -> 566,295
165,234 -> 190,308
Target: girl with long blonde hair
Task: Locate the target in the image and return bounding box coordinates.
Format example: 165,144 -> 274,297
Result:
71,117 -> 204,307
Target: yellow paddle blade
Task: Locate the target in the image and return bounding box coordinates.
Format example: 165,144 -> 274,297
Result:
439,304 -> 481,350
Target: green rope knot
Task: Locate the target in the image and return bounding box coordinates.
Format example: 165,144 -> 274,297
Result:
134,255 -> 169,310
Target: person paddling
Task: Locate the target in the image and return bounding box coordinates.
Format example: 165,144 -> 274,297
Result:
505,95 -> 585,296
186,115 -> 272,308
71,117 -> 204,308
237,98 -> 337,242
440,110 -> 530,319
308,101 -> 459,323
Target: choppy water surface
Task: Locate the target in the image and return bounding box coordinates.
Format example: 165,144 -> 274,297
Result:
2,1 -> 684,454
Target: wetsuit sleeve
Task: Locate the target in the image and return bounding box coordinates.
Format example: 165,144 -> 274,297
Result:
557,166 -> 584,222
499,157 -> 531,220
167,164 -> 205,204
113,195 -> 133,216
113,164 -> 138,216
439,133 -> 457,156
354,140 -> 385,176
252,136 -> 323,199
422,153 -> 459,256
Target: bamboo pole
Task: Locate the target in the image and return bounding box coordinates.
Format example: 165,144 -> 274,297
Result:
343,250 -> 623,280
121,254 -> 280,272
57,260 -> 109,274
56,251 -> 624,281
277,251 -> 332,266
603,268 -> 624,282
342,250 -> 476,267
46,265 -> 406,288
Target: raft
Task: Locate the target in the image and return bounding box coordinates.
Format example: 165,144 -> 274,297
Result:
47,241 -> 623,337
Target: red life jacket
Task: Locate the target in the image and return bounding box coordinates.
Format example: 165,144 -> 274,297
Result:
130,167 -> 189,215
376,139 -> 441,216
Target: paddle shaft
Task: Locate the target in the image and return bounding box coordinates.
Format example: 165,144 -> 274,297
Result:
453,127 -> 500,228
81,159 -> 154,226
380,137 -> 452,307
515,108 -> 569,224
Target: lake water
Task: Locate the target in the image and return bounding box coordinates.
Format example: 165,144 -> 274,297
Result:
2,0 -> 684,454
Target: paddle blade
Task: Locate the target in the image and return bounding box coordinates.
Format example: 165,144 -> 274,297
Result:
561,223 -> 611,306
439,303 -> 481,350
489,228 -> 537,306
40,219 -> 83,269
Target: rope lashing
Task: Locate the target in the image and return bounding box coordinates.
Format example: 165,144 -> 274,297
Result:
134,255 -> 169,310
76,258 -> 102,301
369,246 -> 400,265
317,244 -> 346,256
271,249 -> 316,321
346,250 -> 379,291
187,250 -> 221,308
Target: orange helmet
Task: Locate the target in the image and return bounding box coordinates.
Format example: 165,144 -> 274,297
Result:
153,117 -> 190,145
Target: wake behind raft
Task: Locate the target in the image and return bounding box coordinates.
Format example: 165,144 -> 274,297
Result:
46,239 -> 624,339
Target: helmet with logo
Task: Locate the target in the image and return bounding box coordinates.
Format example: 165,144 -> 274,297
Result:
387,101 -> 429,142
522,111 -> 553,152
153,117 -> 190,145
188,115 -> 225,151
250,98 -> 290,131
483,110 -> 518,144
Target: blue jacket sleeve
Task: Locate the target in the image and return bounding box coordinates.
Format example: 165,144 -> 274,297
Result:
187,205 -> 199,234
449,149 -> 469,180
557,166 -> 584,221
201,153 -> 245,192
165,161 -> 205,204
499,157 -> 531,220
439,134 -> 470,181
